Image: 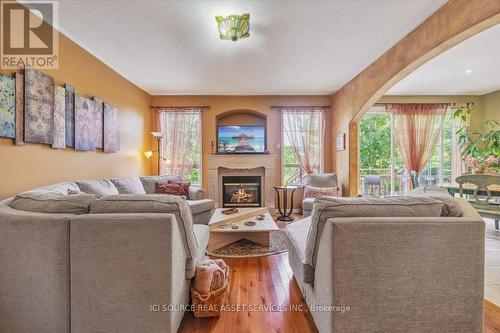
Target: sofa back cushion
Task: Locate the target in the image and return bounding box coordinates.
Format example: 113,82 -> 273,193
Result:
139,175 -> 184,194
37,182 -> 81,195
307,173 -> 338,188
89,194 -> 200,277
110,177 -> 146,194
76,179 -> 119,196
408,185 -> 463,217
306,196 -> 445,270
9,189 -> 98,215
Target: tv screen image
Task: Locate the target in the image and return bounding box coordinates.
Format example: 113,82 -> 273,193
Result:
217,125 -> 265,153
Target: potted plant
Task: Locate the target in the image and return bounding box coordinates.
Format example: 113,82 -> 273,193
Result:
454,107 -> 499,174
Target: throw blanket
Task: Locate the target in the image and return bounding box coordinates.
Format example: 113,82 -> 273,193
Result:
194,259 -> 228,296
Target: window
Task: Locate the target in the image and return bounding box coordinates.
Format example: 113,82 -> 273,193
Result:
159,110 -> 202,184
359,106 -> 456,195
281,109 -> 324,185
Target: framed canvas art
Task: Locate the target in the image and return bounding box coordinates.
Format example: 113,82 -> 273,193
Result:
93,97 -> 104,149
52,86 -> 66,149
103,103 -> 119,153
75,95 -> 97,151
24,67 -> 54,144
0,73 -> 15,139
15,73 -> 24,145
64,84 -> 75,147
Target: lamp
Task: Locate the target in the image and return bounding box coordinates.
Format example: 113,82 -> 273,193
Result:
145,132 -> 165,175
215,13 -> 250,41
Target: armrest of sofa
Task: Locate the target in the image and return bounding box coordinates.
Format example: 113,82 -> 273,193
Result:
189,186 -> 205,200
0,202 -> 73,333
70,213 -> 191,333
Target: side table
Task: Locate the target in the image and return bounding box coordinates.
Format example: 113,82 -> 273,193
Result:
273,185 -> 297,222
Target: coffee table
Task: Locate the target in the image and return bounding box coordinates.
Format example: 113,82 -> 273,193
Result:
208,207 -> 279,252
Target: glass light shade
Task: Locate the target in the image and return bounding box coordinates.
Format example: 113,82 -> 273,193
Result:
144,151 -> 154,159
215,13 -> 250,41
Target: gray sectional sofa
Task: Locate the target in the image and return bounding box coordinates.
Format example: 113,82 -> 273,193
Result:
286,187 -> 485,333
0,175 -> 215,333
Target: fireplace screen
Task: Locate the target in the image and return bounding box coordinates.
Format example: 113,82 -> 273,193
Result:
222,176 -> 262,208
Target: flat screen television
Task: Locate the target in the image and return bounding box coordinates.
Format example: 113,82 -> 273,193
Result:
217,125 -> 266,154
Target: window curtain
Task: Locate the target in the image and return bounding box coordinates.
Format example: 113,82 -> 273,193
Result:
281,107 -> 326,175
385,103 -> 448,189
451,110 -> 469,185
151,107 -> 202,179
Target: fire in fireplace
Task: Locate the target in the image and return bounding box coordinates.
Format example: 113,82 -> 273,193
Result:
222,176 -> 262,207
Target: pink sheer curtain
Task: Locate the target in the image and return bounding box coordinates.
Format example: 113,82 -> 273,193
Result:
281,107 -> 326,176
151,107 -> 202,179
385,103 -> 448,188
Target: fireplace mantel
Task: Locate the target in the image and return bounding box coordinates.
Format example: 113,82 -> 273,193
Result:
207,154 -> 277,208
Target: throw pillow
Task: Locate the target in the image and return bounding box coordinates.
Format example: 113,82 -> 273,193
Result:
155,182 -> 190,197
304,185 -> 338,199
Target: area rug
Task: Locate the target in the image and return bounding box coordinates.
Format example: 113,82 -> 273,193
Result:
207,230 -> 287,258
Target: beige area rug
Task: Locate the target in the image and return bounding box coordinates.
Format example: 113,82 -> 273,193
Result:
207,230 -> 287,258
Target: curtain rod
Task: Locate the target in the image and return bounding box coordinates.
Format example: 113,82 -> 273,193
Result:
373,102 -> 474,107
149,105 -> 211,109
270,105 -> 331,108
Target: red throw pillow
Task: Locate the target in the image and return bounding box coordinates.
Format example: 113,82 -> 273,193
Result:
303,185 -> 338,199
155,181 -> 190,197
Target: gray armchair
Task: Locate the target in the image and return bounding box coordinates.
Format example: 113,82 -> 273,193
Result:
302,173 -> 340,217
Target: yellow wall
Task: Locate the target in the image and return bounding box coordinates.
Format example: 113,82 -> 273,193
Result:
481,90 -> 500,131
0,33 -> 151,199
149,95 -> 333,195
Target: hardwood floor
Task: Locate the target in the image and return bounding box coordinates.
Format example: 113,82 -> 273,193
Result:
179,252 -> 500,333
178,252 -> 317,333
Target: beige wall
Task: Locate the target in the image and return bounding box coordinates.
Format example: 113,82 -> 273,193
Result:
150,95 -> 332,198
481,90 -> 500,131
0,33 -> 151,199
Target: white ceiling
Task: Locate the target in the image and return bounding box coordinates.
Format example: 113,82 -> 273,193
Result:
56,0 -> 446,95
387,24 -> 500,96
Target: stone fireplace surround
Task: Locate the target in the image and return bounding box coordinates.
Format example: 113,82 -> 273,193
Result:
207,154 -> 277,208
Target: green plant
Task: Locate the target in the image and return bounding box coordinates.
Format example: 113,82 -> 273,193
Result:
453,107 -> 500,171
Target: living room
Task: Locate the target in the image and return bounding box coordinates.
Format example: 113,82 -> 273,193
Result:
0,1 -> 499,333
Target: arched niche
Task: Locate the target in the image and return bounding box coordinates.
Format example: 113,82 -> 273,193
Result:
216,109 -> 267,127
332,0 -> 500,196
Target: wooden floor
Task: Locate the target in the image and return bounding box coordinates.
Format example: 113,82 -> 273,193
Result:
179,252 -> 500,333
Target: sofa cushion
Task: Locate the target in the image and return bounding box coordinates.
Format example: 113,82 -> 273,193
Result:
76,179 -> 119,196
304,185 -> 338,199
110,177 -> 146,194
89,194 -> 200,278
9,189 -> 98,215
187,199 -> 215,215
38,182 -> 81,195
155,182 -> 190,197
307,173 -> 338,188
408,185 -> 463,217
302,197 -> 315,211
284,217 -> 315,284
193,224 -> 209,252
140,175 -> 184,194
306,195 -> 445,271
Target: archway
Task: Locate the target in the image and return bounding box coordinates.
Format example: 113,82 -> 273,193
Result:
332,0 -> 500,196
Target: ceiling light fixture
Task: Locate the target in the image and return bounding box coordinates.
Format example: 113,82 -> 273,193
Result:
465,69 -> 473,74
215,13 -> 250,41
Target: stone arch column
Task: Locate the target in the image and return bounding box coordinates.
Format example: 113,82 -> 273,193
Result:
331,0 -> 500,196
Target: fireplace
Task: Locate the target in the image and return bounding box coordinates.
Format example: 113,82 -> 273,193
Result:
222,176 -> 262,208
